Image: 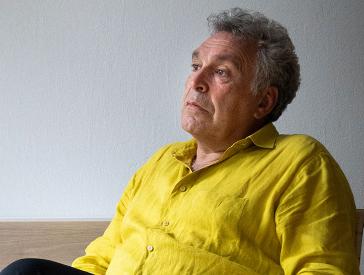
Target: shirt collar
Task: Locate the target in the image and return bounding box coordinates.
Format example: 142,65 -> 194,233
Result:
248,123 -> 278,149
172,140 -> 197,166
220,123 -> 278,161
172,123 -> 279,165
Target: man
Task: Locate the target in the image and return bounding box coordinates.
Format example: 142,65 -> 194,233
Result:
1,7 -> 359,275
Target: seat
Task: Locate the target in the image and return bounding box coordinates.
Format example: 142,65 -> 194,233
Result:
357,209 -> 364,262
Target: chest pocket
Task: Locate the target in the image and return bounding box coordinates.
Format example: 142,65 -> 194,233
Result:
214,195 -> 248,232
177,190 -> 248,253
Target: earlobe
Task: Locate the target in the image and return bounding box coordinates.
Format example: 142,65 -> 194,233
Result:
254,86 -> 278,119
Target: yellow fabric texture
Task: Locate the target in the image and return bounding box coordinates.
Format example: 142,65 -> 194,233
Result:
72,123 -> 359,275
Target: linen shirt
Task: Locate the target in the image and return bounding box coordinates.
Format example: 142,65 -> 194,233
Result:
72,123 -> 359,274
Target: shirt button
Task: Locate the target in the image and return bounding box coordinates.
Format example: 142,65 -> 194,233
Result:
147,245 -> 154,252
162,220 -> 170,226
179,185 -> 187,192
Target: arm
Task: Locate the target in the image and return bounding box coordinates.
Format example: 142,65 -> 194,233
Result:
71,177 -> 135,275
71,144 -> 172,274
276,152 -> 359,274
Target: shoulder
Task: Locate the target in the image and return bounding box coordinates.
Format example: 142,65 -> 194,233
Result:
275,134 -> 350,192
271,133 -> 346,180
276,133 -> 330,159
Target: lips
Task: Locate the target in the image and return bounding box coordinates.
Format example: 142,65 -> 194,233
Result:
186,100 -> 208,112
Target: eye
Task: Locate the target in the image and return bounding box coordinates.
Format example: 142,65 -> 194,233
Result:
191,64 -> 200,72
215,69 -> 227,77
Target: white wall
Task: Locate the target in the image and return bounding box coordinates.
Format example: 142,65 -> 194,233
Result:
0,0 -> 363,265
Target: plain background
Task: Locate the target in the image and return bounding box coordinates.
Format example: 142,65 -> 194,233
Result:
1,0 -> 363,271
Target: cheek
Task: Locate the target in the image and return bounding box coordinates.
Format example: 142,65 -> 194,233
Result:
209,87 -> 231,112
211,93 -> 250,118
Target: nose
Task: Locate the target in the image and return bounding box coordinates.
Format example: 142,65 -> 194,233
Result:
189,69 -> 208,93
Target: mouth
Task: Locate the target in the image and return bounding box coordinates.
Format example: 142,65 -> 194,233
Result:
185,101 -> 208,112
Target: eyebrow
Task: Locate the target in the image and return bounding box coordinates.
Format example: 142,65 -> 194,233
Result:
191,50 -> 242,71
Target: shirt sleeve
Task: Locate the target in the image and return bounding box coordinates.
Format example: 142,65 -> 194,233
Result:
71,176 -> 135,275
275,152 -> 359,275
71,144 -> 172,274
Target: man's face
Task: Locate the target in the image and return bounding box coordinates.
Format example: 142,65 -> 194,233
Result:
181,31 -> 261,143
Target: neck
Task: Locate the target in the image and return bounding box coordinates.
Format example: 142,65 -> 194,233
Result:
191,144 -> 225,171
191,123 -> 265,171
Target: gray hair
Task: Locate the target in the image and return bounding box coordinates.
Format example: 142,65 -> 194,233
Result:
207,8 -> 300,122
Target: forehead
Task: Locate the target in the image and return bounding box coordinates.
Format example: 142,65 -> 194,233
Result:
193,32 -> 257,69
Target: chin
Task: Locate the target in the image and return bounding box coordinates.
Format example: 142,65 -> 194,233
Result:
181,122 -> 194,135
181,111 -> 212,136
181,118 -> 200,135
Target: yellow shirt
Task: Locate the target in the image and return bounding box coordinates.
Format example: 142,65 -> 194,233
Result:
72,123 -> 359,274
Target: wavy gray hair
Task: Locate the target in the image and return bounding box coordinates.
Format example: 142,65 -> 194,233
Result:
207,8 -> 300,122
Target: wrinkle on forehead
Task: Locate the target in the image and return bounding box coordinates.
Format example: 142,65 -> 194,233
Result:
193,32 -> 257,73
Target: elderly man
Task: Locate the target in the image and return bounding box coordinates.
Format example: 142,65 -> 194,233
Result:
1,7 -> 359,275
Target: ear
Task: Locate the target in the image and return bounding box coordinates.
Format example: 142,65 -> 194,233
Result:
253,86 -> 278,120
